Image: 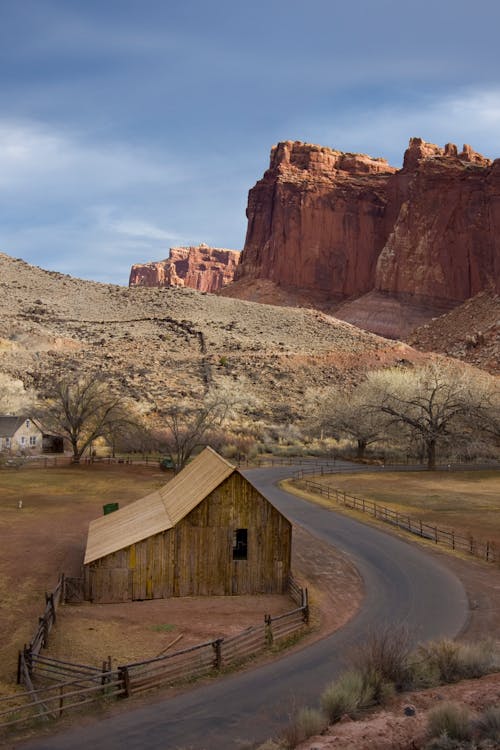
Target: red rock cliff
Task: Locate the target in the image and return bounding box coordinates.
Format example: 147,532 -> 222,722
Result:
235,139 -> 500,306
375,138 -> 499,301
129,244 -> 240,293
236,140 -> 396,300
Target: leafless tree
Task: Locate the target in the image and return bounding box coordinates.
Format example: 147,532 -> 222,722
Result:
153,384 -> 249,472
363,362 -> 499,469
316,384 -> 384,458
38,376 -> 133,463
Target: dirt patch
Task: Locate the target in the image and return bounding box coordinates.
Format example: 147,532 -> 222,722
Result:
297,672 -> 500,750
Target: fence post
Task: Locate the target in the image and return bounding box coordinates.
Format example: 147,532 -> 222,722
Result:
24,646 -> 33,677
59,685 -> 64,717
17,650 -> 23,684
302,588 -> 310,625
265,614 -> 273,646
118,666 -> 131,698
60,573 -> 66,605
212,638 -> 223,670
486,542 -> 490,562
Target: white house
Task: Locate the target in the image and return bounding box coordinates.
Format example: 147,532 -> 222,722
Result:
0,416 -> 44,454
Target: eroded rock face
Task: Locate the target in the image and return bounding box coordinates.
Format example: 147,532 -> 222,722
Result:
129,245 -> 240,293
236,140 -> 396,299
235,138 -> 500,311
375,139 -> 499,301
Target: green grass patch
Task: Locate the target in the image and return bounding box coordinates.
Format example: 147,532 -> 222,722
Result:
150,623 -> 176,633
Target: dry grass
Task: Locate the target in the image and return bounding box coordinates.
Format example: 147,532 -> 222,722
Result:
0,464 -> 165,689
307,471 -> 500,549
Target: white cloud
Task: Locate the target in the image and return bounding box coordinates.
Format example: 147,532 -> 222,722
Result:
106,219 -> 181,243
306,87 -> 500,165
0,120 -> 186,194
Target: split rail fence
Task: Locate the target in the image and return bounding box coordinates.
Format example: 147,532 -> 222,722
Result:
1,578 -> 308,731
295,473 -> 498,565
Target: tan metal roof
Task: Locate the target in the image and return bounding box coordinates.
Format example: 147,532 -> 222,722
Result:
84,447 -> 235,564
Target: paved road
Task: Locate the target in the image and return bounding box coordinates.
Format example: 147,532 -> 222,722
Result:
21,463 -> 469,750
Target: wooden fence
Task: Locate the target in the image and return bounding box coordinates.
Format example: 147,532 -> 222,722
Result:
295,476 -> 498,564
2,579 -> 308,731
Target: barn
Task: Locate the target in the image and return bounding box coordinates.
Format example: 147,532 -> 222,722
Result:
83,447 -> 292,603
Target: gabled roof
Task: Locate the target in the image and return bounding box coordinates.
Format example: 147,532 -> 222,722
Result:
0,416 -> 42,437
84,446 -> 236,564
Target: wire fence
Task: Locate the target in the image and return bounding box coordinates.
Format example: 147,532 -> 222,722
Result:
294,474 -> 498,564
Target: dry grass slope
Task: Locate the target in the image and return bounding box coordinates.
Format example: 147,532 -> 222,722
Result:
0,252 -> 425,417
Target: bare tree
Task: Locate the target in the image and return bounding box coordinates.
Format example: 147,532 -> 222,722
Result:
38,376 -> 132,463
363,362 -> 499,469
153,385 -> 248,472
318,385 -> 384,458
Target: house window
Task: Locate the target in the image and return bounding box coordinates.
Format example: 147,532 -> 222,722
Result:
26,419 -> 30,428
232,529 -> 248,560
20,436 -> 26,446
29,436 -> 37,447
5,437 -> 11,448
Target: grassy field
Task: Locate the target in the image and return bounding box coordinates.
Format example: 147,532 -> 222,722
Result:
306,470 -> 500,548
0,463 -> 165,692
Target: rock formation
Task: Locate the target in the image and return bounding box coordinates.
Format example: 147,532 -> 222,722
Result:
129,244 -> 240,293
235,140 -> 396,301
232,138 -> 500,336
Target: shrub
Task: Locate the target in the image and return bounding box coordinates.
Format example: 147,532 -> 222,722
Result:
454,640 -> 498,679
474,704 -> 500,743
406,654 -> 441,690
349,624 -> 413,691
420,639 -> 498,684
320,670 -> 368,722
427,702 -> 472,742
280,707 -> 326,749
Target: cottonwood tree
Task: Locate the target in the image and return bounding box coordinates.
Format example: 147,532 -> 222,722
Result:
38,376 -> 133,463
362,362 -> 498,469
320,385 -> 384,459
153,382 -> 253,472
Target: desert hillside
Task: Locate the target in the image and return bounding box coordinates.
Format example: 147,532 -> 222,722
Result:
0,252 -> 427,419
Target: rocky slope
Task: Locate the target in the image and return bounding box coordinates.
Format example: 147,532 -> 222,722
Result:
407,289 -> 500,374
0,253 -> 425,421
129,244 -> 239,292
229,138 -> 500,338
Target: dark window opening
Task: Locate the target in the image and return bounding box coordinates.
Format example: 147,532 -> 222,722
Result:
232,528 -> 248,560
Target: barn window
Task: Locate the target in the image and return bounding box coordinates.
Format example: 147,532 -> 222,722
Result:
232,529 -> 248,560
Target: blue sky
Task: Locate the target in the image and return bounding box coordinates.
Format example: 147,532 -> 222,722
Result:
1,0 -> 500,285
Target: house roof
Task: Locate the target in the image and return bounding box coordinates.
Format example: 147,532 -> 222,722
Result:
0,416 -> 42,437
84,446 -> 237,565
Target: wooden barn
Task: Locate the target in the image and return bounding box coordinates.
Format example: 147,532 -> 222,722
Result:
83,447 -> 292,603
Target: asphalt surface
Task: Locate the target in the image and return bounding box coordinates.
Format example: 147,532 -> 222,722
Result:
20,462 -> 469,750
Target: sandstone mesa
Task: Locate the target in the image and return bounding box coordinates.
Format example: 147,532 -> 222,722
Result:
232,137 -> 500,336
129,244 -> 240,293
128,138 -> 499,342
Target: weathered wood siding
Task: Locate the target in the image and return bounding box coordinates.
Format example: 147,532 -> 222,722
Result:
84,473 -> 291,603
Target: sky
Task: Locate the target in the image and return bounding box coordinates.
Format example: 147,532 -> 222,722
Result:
1,0 -> 500,286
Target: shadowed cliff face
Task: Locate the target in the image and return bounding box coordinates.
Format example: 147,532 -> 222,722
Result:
234,138 -> 500,310
129,245 -> 240,293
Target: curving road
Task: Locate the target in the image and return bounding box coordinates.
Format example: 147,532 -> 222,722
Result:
21,463 -> 469,750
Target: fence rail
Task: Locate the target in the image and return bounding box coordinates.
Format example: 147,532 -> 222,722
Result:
295,476 -> 498,564
3,577 -> 309,732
